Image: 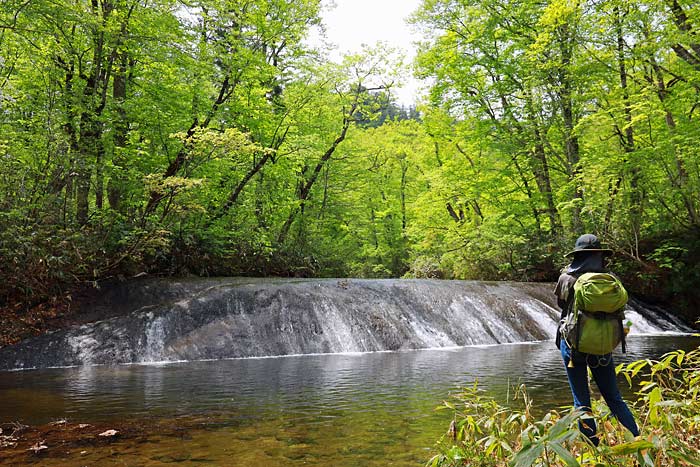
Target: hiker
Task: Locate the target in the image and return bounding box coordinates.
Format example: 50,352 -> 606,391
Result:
554,233 -> 639,445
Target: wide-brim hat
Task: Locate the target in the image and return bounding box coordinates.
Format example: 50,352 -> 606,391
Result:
565,233 -> 613,257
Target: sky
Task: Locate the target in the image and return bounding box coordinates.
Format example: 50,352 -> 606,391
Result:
308,0 -> 425,107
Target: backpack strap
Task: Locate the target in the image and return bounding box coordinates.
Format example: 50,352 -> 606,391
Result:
575,310 -> 582,350
619,316 -> 627,353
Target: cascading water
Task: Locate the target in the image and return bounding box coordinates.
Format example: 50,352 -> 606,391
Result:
0,278 -> 693,370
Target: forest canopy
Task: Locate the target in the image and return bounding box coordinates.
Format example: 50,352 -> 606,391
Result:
0,0 -> 698,322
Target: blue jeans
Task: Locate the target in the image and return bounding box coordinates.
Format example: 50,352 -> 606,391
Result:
559,340 -> 639,444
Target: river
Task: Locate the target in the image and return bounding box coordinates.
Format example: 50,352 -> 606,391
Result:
1,334 -> 697,466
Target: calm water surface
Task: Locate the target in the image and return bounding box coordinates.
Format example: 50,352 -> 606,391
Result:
1,335 -> 697,466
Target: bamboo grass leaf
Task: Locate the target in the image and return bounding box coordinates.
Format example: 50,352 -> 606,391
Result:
548,441 -> 580,467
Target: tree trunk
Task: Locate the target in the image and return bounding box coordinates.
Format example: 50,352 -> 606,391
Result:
667,0 -> 700,71
210,151 -> 272,223
143,75 -> 236,218
108,52 -> 129,212
400,157 -> 407,231
524,89 -> 561,236
606,7 -> 642,240
558,23 -> 584,234
649,58 -> 699,225
277,100 -> 359,244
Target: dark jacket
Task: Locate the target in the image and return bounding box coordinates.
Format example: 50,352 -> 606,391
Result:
554,273 -> 577,348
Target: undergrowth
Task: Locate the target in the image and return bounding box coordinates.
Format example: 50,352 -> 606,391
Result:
427,344 -> 700,467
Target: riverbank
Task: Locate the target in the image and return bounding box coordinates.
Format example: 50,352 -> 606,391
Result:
1,419 -> 143,464
0,296 -> 75,348
0,276 -> 198,348
0,276 -> 266,349
0,416 -> 227,465
0,282 -> 115,348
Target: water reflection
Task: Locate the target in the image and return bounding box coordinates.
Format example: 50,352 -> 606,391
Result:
1,335 -> 696,426
1,335 -> 697,466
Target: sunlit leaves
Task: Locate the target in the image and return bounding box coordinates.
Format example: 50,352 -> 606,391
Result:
430,346 -> 700,467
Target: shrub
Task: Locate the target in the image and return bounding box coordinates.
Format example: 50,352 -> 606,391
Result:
427,345 -> 700,467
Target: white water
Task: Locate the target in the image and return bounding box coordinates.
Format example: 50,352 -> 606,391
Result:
0,279 -> 693,370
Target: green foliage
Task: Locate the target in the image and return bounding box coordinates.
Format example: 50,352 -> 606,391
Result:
0,0 -> 699,324
427,345 -> 700,467
407,0 -> 700,315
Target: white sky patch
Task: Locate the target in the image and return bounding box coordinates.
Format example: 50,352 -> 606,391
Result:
307,0 -> 426,107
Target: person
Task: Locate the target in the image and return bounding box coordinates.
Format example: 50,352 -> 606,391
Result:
554,233 -> 639,445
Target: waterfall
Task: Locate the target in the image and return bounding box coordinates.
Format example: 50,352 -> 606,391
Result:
0,278 -> 693,370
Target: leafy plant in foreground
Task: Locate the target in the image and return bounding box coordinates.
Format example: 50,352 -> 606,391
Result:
427,344 -> 700,467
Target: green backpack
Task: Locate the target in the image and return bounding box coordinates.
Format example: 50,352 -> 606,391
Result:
560,272 -> 628,355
